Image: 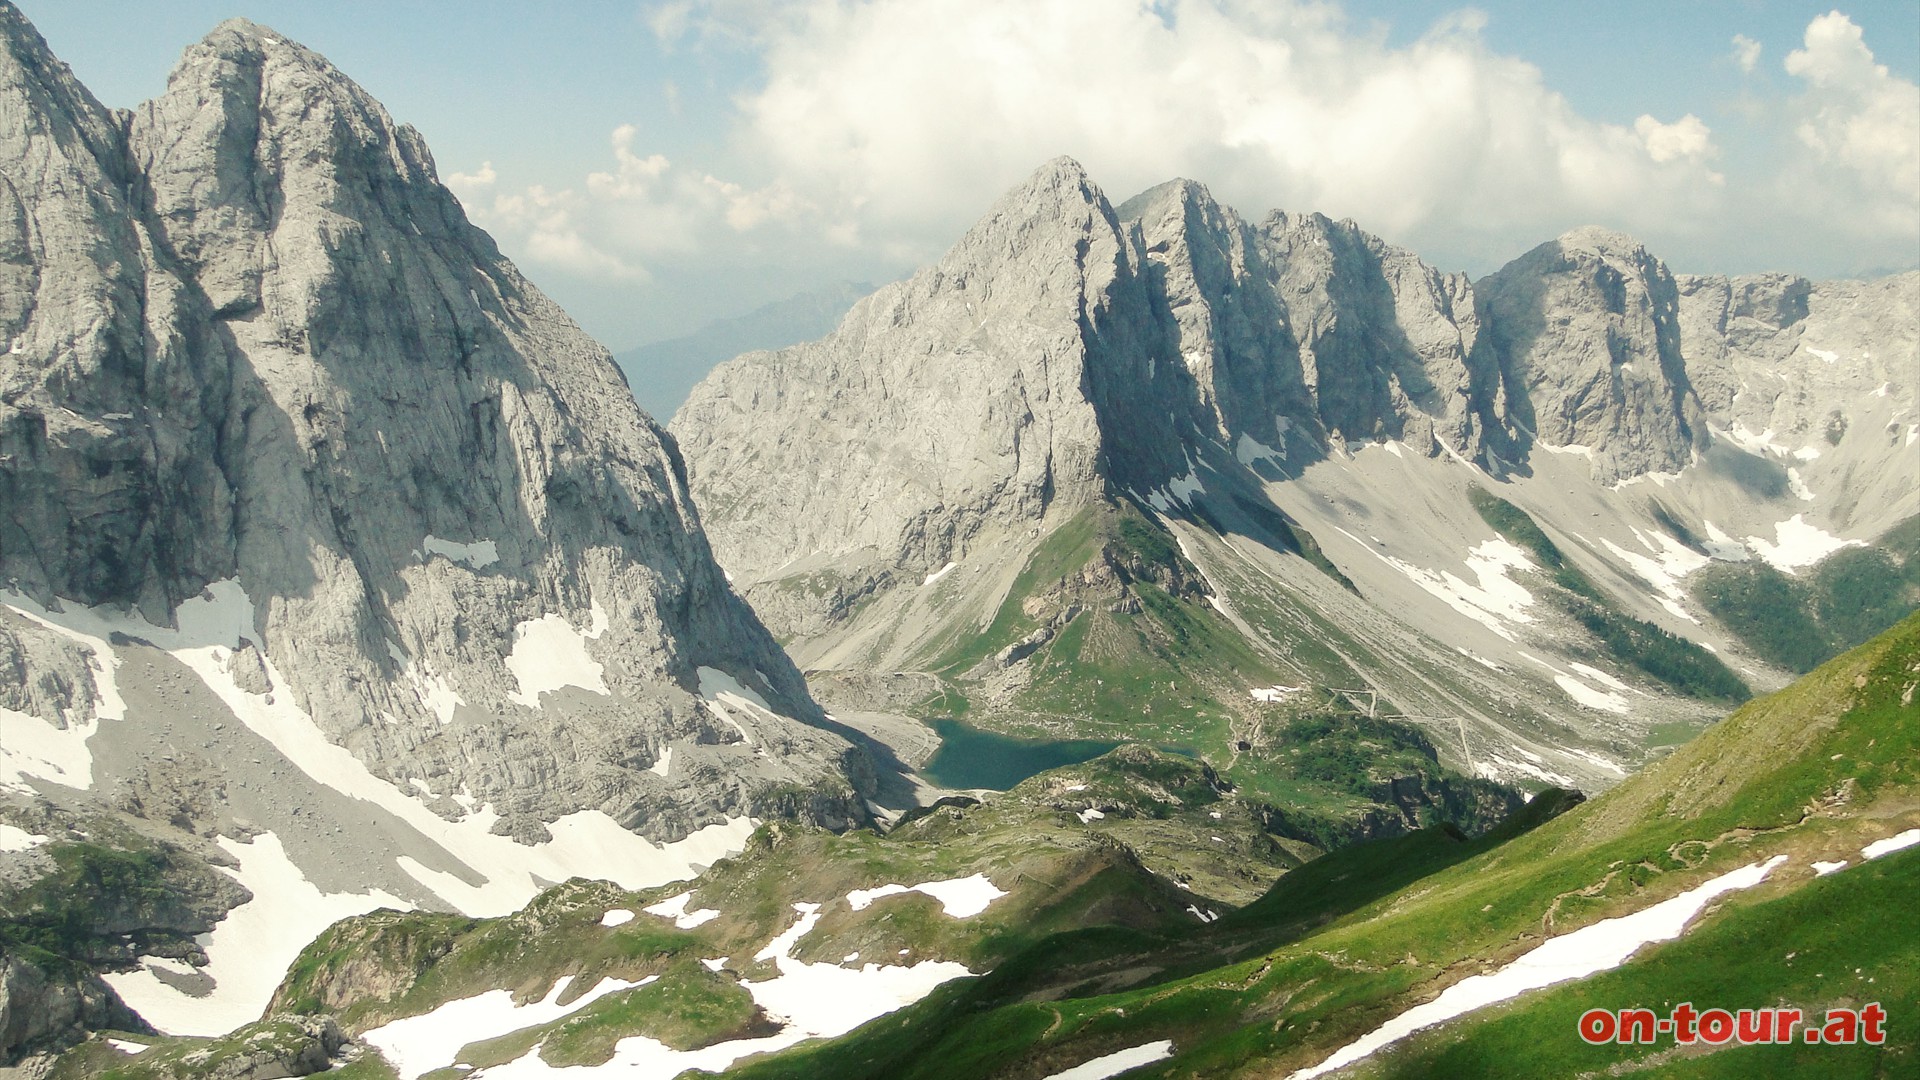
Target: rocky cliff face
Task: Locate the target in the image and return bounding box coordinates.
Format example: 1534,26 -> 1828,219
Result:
0,8 -> 866,846
1474,227 -> 1709,484
1676,269 -> 1919,535
675,162 -> 1722,639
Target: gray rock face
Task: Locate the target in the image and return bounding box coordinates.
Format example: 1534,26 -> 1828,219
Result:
0,7 -> 866,845
1473,227 -> 1709,484
1118,179 -> 1494,468
674,159 -> 1131,615
1676,268 -> 1919,534
680,163 -> 1719,636
0,953 -> 151,1064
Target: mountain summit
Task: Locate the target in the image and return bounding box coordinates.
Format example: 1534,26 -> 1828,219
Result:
674,156 -> 1916,799
0,3 -> 871,1047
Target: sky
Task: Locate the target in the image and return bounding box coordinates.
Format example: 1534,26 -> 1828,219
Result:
21,1 -> 1920,352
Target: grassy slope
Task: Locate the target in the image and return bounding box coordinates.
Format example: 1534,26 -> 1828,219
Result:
1362,846 -> 1918,1078
718,613 -> 1920,1078
916,498 -> 1517,843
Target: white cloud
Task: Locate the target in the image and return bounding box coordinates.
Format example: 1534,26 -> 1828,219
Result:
1783,12 -> 1919,203
445,127 -> 823,283
1634,113 -> 1716,169
727,0 -> 1728,261
1731,34 -> 1761,74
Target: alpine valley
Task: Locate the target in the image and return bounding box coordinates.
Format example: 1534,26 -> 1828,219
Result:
0,5 -> 1915,1079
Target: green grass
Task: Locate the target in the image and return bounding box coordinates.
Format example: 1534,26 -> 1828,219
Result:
1365,847 -> 1919,1078
707,615 -> 1920,1078
449,962 -> 767,1069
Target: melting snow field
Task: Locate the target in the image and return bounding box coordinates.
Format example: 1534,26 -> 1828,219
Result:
1347,534 -> 1536,641
1552,675 -> 1629,715
1286,856 -> 1789,1079
922,561 -> 958,586
1041,1039 -> 1176,1080
1600,528 -> 1708,622
3,584 -> 760,923
104,833 -> 411,1037
505,603 -> 610,707
0,823 -> 50,851
419,535 -> 500,569
367,878 -> 1007,1080
642,890 -> 721,929
364,974 -> 653,1080
0,593 -> 130,793
845,873 -> 1008,918
1746,515 -> 1863,573
1863,829 -> 1920,860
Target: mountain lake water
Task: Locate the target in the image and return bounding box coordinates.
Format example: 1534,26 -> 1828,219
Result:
919,719 -> 1194,790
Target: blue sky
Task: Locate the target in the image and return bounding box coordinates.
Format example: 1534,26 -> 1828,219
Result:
23,2 -> 1920,352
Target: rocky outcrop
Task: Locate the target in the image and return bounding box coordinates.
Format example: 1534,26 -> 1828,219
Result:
1473,227 -> 1709,484
0,5 -> 866,846
0,954 -> 152,1065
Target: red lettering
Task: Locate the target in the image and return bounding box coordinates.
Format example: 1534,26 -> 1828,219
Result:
1823,1009 -> 1859,1045
1579,1008 -> 1616,1044
1698,1009 -> 1735,1045
1618,1008 -> 1657,1044
1672,1002 -> 1698,1044
1774,1007 -> 1803,1043
1737,1008 -> 1773,1044
1861,1003 -> 1886,1045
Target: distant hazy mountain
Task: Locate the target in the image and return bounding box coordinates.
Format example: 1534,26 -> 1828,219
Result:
614,281 -> 873,422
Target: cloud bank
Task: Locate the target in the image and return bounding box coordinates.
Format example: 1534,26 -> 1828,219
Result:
457,2 -> 1918,297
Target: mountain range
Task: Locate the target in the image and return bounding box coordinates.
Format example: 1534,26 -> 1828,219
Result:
0,3 -> 1915,1075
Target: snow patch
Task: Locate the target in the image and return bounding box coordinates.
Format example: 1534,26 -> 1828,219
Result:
647,746 -> 672,778
1700,521 -> 1750,561
386,641 -> 464,725
1601,528 -> 1708,622
363,974 -> 652,1080
1235,433 -> 1285,468
420,535 -> 499,569
1862,829 -> 1920,860
1287,856 -> 1788,1079
505,603 -> 610,707
1746,515 -> 1864,573
106,1039 -> 151,1056
1042,1040 -> 1176,1080
0,823 -> 50,851
642,890 -> 722,929
1347,534 -> 1536,641
1250,685 -> 1303,703
1567,663 -> 1631,693
1078,808 -> 1105,823
922,561 -> 958,586
1554,675 -> 1629,714
1812,861 -> 1848,876
845,873 -> 1007,918
104,833 -> 410,1037
598,909 -> 635,927
0,592 -> 131,792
